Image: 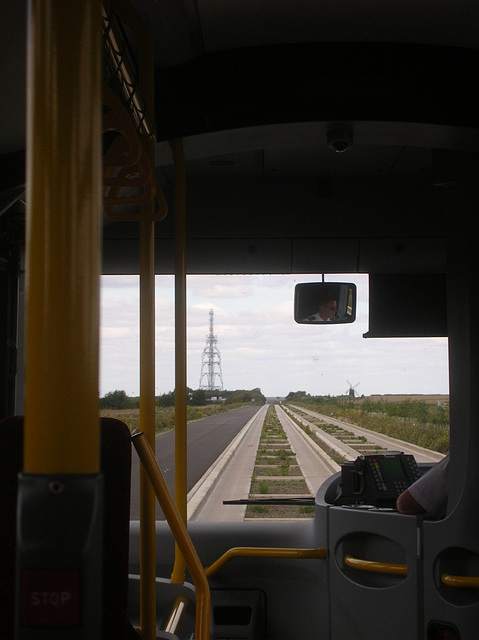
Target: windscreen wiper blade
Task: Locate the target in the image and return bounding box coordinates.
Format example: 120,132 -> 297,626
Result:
223,497 -> 315,506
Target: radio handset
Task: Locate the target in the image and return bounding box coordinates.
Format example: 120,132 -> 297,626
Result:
337,452 -> 422,508
353,456 -> 366,495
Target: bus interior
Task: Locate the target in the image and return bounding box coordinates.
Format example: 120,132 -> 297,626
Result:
1,1 -> 479,638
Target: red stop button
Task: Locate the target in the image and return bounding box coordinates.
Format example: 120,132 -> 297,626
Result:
21,570 -> 80,627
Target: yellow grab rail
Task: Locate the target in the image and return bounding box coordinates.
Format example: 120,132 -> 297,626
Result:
346,559 -> 479,586
441,574 -> 479,588
344,554 -> 407,576
132,432 -> 211,640
205,547 -> 327,577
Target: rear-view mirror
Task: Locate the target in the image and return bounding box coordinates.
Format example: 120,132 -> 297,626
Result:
294,282 -> 357,324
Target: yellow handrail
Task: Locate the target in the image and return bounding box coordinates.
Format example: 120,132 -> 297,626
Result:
132,432 -> 211,640
344,554 -> 407,575
205,547 -> 327,577
441,574 -> 479,588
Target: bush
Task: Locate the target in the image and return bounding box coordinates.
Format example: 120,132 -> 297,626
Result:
100,390 -> 132,410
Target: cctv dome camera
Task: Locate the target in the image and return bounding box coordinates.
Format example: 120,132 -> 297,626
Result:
327,127 -> 353,153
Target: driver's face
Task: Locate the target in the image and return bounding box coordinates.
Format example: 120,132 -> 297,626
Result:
319,300 -> 337,319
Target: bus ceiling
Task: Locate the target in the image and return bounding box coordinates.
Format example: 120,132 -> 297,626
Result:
2,3 -> 479,286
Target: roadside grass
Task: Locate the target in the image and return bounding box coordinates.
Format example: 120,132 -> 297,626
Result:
248,505 -> 315,518
100,402 -> 245,435
289,399 -> 449,454
250,479 -> 310,494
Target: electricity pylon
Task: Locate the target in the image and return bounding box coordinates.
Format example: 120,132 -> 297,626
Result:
199,309 -> 224,391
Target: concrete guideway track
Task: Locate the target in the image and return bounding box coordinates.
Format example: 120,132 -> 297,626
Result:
286,404 -> 445,463
188,405 -> 267,521
189,402 -> 444,521
190,404 -> 342,521
131,403 -> 445,523
274,405 -> 340,494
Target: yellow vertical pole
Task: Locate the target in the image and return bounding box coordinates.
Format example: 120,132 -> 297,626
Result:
108,2 -> 159,635
24,0 -> 102,474
136,10 -> 157,637
170,138 -> 188,584
139,217 -> 157,640
18,1 -> 103,636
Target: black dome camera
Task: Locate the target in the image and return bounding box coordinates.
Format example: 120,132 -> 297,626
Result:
327,127 -> 353,153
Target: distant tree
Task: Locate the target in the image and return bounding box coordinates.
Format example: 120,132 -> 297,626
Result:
225,388 -> 266,405
191,388 -> 206,405
156,391 -> 175,407
100,390 -> 130,409
284,391 -> 309,402
156,389 -> 207,407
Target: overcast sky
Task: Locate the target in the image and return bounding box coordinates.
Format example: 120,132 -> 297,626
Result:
100,273 -> 449,399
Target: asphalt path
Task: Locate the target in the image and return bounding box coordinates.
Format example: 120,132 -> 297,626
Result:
129,404 -> 260,519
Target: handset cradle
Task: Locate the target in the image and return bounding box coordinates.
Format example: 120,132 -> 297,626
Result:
337,451 -> 422,508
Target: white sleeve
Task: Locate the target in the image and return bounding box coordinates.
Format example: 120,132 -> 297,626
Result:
408,455 -> 449,517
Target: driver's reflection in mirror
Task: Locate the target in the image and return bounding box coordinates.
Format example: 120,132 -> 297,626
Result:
303,296 -> 338,322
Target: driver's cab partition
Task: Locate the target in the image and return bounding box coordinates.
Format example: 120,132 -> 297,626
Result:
315,468 -> 422,640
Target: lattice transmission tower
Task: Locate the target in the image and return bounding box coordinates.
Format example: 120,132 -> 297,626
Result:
199,309 -> 224,391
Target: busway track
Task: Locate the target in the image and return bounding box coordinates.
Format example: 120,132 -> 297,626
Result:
244,404 -> 340,517
188,403 -> 444,520
190,404 -> 338,520
284,404 -> 445,463
273,405 -> 342,492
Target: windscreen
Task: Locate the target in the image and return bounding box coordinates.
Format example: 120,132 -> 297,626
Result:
100,273 -> 449,521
